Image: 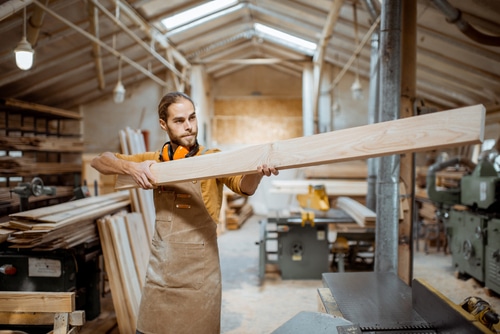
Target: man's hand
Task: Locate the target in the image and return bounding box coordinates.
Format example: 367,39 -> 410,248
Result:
257,164 -> 279,177
128,160 -> 157,189
91,152 -> 157,190
240,164 -> 279,195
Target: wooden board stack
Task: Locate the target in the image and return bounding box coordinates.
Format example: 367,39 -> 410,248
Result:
97,211 -> 151,334
225,193 -> 253,230
1,191 -> 130,250
118,127 -> 155,242
88,127 -> 154,333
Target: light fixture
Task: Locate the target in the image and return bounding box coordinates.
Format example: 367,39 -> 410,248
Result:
351,2 -> 363,100
15,7 -> 34,70
332,83 -> 341,113
351,77 -> 363,100
113,57 -> 126,103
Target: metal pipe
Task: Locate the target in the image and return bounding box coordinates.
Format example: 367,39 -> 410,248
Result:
365,31 -> 379,212
374,0 -> 402,274
361,0 -> 379,21
431,0 -> 500,46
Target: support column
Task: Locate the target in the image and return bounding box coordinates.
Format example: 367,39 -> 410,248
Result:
398,0 -> 417,284
190,65 -> 211,146
302,63 -> 314,137
375,0 -> 402,274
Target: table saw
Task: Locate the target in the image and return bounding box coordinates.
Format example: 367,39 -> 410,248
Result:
257,208 -> 375,281
272,272 -> 498,333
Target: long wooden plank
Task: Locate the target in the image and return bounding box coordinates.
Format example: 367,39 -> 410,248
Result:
270,180 -> 367,196
10,191 -> 129,220
115,105 -> 485,189
2,98 -> 82,120
0,292 -> 75,313
336,196 -> 376,227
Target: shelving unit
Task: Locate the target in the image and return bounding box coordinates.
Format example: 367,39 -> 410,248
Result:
0,98 -> 84,216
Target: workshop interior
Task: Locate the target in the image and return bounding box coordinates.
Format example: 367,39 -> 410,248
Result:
1,0 -> 500,333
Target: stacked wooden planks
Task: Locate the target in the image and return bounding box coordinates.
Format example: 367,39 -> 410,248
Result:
97,211 -> 151,334
84,127 -> 154,333
225,192 -> 253,230
119,127 -> 155,242
0,156 -> 81,175
0,136 -> 84,152
0,191 -> 130,250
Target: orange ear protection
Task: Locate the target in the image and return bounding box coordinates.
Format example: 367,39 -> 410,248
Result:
159,141 -> 199,161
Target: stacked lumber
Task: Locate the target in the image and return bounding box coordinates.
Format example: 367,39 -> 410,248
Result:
0,156 -> 81,175
435,166 -> 469,188
225,192 -> 253,230
97,211 -> 151,334
119,127 -> 155,242
419,201 -> 437,225
335,196 -> 376,228
0,191 -> 130,250
302,160 -> 367,179
0,136 -> 84,152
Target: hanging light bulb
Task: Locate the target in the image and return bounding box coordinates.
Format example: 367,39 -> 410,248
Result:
15,7 -> 34,70
351,76 -> 363,100
113,56 -> 126,103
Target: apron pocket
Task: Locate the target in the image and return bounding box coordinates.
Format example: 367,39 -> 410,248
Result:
150,239 -> 205,290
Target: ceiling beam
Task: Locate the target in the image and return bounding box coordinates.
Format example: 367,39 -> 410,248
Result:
0,0 -> 33,21
87,1 -> 106,90
312,0 -> 343,134
32,0 -> 168,87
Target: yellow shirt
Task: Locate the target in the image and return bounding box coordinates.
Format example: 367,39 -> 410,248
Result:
114,147 -> 245,223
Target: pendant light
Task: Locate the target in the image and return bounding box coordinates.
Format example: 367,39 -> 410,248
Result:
15,7 -> 34,71
113,56 -> 126,103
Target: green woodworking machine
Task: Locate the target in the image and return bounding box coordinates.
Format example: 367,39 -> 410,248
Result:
427,153 -> 500,295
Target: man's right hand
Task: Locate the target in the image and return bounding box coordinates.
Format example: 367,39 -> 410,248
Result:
91,152 -> 157,189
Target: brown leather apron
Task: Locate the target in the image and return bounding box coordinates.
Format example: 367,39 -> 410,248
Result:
136,180 -> 221,334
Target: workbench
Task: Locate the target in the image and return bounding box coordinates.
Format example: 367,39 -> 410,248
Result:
314,272 -> 493,333
273,271 -> 495,333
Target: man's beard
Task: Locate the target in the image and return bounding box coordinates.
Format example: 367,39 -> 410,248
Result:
171,132 -> 197,149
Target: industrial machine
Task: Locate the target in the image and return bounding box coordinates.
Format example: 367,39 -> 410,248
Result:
0,243 -> 102,333
257,185 -> 375,282
427,154 -> 500,295
10,177 -> 56,211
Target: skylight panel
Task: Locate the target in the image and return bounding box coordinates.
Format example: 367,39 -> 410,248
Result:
254,23 -> 316,55
161,0 -> 238,30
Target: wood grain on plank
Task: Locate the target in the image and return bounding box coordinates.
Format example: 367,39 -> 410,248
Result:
115,105 -> 485,189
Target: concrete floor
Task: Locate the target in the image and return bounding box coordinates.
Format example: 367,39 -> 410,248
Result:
219,214 -> 500,334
